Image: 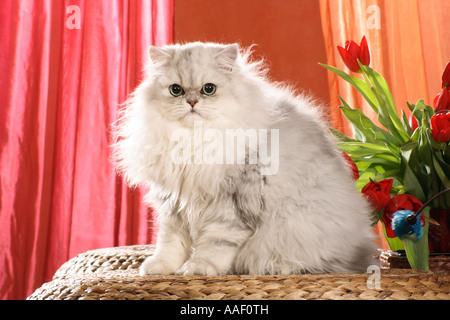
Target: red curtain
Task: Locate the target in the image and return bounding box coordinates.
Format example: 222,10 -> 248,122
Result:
0,0 -> 173,300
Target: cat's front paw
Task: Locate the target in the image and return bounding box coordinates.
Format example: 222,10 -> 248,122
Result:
139,256 -> 176,276
176,259 -> 220,276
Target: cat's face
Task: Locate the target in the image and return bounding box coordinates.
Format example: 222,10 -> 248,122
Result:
144,43 -> 245,128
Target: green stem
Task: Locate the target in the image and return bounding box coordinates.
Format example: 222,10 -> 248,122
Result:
361,70 -> 372,88
403,207 -> 430,270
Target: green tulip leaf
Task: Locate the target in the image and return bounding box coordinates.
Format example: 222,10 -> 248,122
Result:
328,127 -> 358,143
432,155 -> 450,189
403,207 -> 430,270
401,109 -> 413,136
359,63 -> 410,143
338,100 -> 401,146
381,221 -> 404,252
319,63 -> 379,113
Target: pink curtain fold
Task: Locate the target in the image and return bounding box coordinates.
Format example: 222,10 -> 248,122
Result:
0,0 -> 173,300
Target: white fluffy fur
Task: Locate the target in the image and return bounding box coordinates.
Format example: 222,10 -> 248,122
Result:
113,42 -> 376,275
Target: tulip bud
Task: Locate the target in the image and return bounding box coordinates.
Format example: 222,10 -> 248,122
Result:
337,36 -> 370,73
409,114 -> 418,132
361,179 -> 393,213
434,88 -> 450,114
430,112 -> 450,143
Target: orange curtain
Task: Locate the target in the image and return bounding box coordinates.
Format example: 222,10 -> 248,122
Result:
319,0 -> 450,132
319,0 -> 450,249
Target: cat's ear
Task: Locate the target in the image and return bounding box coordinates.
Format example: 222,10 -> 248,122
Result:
148,46 -> 173,66
215,44 -> 239,72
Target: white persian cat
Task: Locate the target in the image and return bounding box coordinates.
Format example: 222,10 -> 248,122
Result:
113,42 -> 376,275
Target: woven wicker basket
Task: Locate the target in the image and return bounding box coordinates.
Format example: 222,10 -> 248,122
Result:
28,245 -> 449,300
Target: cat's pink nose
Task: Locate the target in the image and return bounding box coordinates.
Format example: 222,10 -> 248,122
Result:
187,100 -> 198,107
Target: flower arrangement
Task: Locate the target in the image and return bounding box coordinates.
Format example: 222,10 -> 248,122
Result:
320,36 -> 450,270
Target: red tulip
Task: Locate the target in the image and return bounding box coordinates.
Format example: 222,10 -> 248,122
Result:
409,114 -> 418,132
433,92 -> 441,109
382,194 -> 425,238
434,88 -> 450,114
361,179 -> 393,212
442,61 -> 450,89
341,152 -> 359,180
430,112 -> 450,143
337,36 -> 370,73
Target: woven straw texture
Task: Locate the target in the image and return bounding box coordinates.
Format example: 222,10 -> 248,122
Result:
28,245 -> 450,300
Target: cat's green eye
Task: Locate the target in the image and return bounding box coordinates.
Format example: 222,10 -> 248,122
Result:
169,84 -> 184,97
201,83 -> 216,96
